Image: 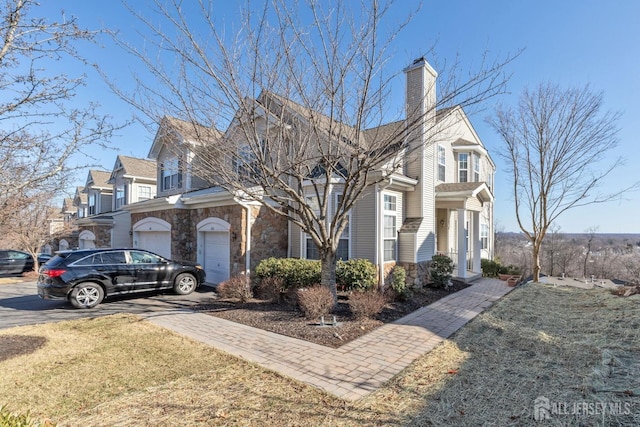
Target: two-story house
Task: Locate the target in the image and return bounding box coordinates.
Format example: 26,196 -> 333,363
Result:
108,155 -> 157,210
125,116 -> 288,281
76,158 -> 158,249
127,58 -> 495,286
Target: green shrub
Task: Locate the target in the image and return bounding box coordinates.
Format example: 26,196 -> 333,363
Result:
296,285 -> 334,320
429,254 -> 454,288
498,264 -> 522,275
388,265 -> 410,300
336,258 -> 377,292
481,258 -> 501,277
254,257 -> 321,290
217,275 -> 252,302
348,290 -> 387,319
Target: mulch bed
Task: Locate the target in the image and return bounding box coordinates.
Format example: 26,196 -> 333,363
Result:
195,282 -> 469,348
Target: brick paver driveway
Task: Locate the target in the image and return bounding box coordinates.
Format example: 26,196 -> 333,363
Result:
0,279 -> 216,330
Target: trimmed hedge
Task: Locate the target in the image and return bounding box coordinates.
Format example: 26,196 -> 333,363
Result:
254,257 -> 321,289
336,259 -> 377,292
255,257 -> 378,292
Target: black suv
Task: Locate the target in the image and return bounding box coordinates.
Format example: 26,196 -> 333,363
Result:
37,249 -> 206,309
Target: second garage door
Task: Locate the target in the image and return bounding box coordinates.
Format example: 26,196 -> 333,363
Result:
203,231 -> 230,284
138,231 -> 172,260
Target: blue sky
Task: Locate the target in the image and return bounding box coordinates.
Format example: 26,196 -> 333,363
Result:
37,1 -> 640,233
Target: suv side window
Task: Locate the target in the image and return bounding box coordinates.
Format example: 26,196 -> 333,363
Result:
75,251 -> 127,266
8,251 -> 29,260
130,251 -> 162,264
100,251 -> 127,264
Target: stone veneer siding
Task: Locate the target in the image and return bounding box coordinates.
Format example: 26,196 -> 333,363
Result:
130,204 -> 288,275
77,225 -> 112,248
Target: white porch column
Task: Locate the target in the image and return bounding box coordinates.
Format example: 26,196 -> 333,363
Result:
457,209 -> 467,278
472,211 -> 481,273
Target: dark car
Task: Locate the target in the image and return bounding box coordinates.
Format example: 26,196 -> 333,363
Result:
0,250 -> 50,276
37,248 -> 206,309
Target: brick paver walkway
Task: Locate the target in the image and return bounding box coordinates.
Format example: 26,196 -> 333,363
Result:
145,278 -> 513,400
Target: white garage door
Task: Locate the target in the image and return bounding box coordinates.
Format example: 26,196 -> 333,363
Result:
138,231 -> 172,259
204,231 -> 230,284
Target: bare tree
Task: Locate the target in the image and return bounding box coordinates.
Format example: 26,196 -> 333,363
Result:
112,0 -> 515,298
489,83 -> 636,282
0,0 -> 120,227
2,192 -> 57,272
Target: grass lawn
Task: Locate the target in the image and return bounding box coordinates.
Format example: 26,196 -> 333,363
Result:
1,283 -> 639,426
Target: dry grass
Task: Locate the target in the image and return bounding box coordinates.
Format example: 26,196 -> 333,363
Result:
1,283 -> 639,426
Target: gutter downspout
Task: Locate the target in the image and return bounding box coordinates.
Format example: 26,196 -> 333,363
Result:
235,198 -> 252,276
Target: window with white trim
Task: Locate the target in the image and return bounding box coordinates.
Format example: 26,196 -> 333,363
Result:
88,194 -> 96,215
383,193 -> 397,262
138,185 -> 152,201
334,193 -> 350,261
473,153 -> 480,182
305,195 -> 320,260
480,223 -> 489,250
115,186 -> 125,209
438,145 -> 446,181
458,153 -> 468,183
161,158 -> 182,191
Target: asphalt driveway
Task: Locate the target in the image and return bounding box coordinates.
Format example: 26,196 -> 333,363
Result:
0,279 -> 216,330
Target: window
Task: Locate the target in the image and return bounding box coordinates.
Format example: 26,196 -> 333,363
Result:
438,145 -> 446,181
480,223 -> 489,250
138,185 -> 152,201
115,186 -> 125,209
305,195 -> 320,260
334,194 -> 350,261
473,153 -> 480,182
458,153 -> 468,183
76,251 -> 127,266
383,194 -> 397,262
88,194 -> 96,215
161,158 -> 182,191
130,250 -> 163,264
304,193 -> 350,261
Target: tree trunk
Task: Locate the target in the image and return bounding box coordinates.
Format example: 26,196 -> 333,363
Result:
532,242 -> 542,282
319,250 -> 338,304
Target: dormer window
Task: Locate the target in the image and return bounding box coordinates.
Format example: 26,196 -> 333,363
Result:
161,158 -> 182,191
458,153 -> 468,183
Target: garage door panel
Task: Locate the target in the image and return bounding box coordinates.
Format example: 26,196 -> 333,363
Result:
204,231 -> 230,284
138,231 -> 171,260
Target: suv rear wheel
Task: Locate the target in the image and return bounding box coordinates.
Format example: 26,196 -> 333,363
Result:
70,282 -> 104,309
173,273 -> 197,295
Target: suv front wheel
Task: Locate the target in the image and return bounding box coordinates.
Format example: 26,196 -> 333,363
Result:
173,273 -> 197,295
70,282 -> 104,309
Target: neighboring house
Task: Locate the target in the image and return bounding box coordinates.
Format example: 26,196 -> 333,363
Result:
126,117 -> 288,282
75,169 -> 121,249
73,186 -> 88,219
126,58 -> 495,286
108,155 -> 157,210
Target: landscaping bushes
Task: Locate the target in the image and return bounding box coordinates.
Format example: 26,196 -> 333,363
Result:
253,276 -> 284,303
336,258 -> 377,292
254,257 -> 321,290
217,275 -> 252,302
296,285 -> 334,320
348,291 -> 387,319
254,257 -> 377,292
387,265 -> 410,301
429,254 -> 454,288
